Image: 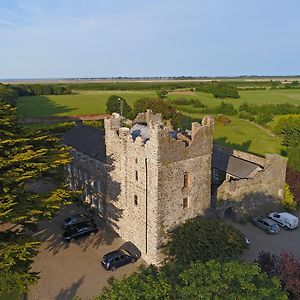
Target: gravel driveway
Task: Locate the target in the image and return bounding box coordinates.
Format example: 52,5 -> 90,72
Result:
28,204 -> 144,300
227,214 -> 300,262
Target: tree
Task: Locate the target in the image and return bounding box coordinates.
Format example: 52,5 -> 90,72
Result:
212,83 -> 240,99
177,260 -> 287,300
106,95 -> 132,118
165,217 -> 247,266
97,265 -> 173,300
0,101 -> 79,295
97,261 -> 287,300
257,251 -> 300,299
132,98 -> 182,128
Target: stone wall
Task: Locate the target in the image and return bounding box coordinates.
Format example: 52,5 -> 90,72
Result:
104,111 -> 214,264
216,154 -> 287,221
65,149 -> 107,215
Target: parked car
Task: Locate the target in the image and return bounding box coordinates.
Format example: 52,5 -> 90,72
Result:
268,212 -> 299,229
251,217 -> 280,234
101,241 -> 141,271
63,222 -> 97,242
62,213 -> 94,230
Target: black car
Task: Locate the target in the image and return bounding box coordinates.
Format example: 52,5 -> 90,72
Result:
62,213 -> 94,230
63,222 -> 98,242
101,242 -> 141,271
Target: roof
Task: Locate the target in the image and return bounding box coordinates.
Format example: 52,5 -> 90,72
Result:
62,125 -> 106,162
212,147 -> 262,179
130,123 -> 150,142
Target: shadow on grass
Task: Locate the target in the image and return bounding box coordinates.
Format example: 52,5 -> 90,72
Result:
214,137 -> 252,152
17,95 -> 76,118
54,276 -> 84,300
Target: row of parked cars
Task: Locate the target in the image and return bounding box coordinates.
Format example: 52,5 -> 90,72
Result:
252,212 -> 299,234
61,213 -> 141,271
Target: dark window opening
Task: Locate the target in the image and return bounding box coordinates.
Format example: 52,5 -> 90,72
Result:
183,172 -> 190,188
135,171 -> 138,181
134,195 -> 138,206
183,197 -> 189,209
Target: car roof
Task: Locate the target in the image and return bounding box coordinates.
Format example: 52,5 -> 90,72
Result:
262,218 -> 277,225
278,212 -> 297,219
103,249 -> 128,260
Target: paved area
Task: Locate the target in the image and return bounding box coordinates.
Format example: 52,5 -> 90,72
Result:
227,213 -> 300,262
28,204 -> 144,300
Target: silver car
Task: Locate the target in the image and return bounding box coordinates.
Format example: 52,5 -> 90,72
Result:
251,217 -> 280,234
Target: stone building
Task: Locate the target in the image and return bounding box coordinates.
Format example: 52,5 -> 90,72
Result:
63,110 -> 287,264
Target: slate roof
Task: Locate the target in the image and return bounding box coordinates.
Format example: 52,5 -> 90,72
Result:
212,148 -> 262,179
62,125 -> 106,162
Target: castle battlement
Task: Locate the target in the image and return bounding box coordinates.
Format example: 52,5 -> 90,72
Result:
104,110 -> 214,162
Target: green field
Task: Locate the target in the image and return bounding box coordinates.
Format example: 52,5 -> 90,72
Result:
169,88 -> 300,109
16,88 -> 299,156
16,90 -> 157,117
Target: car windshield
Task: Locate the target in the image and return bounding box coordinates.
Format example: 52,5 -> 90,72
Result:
65,217 -> 72,223
271,224 -> 278,229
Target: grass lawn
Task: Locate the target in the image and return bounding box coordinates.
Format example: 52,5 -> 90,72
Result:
213,116 -> 284,156
16,90 -> 157,117
16,89 -> 289,156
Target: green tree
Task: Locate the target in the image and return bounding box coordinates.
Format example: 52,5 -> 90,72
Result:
165,217 -> 246,266
97,265 -> 173,300
177,260 -> 287,300
106,95 -> 132,118
0,101 -> 79,295
133,98 -> 182,128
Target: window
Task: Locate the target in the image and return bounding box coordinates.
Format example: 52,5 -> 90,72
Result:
213,169 -> 220,181
89,159 -> 94,165
135,158 -> 138,164
183,172 -> 190,188
82,156 -> 87,163
76,153 -> 81,159
134,195 -> 138,206
183,197 -> 189,209
135,171 -> 138,181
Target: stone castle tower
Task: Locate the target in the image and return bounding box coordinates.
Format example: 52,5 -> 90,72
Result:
104,110 -> 214,264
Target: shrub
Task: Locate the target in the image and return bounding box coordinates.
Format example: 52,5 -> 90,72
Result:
191,99 -> 206,108
281,184 -> 297,212
286,168 -> 300,205
215,114 -> 231,125
238,111 -> 255,121
288,145 -> 300,172
171,98 -> 193,105
214,101 -> 237,115
255,111 -> 273,125
165,217 -> 246,266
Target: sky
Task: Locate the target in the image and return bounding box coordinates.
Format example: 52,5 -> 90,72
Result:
0,0 -> 300,79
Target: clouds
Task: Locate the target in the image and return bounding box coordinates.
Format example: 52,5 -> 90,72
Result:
0,0 -> 300,78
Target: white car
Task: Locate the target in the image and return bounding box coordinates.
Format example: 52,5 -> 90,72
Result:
268,212 -> 299,229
